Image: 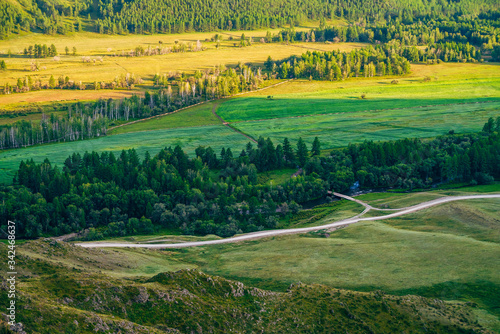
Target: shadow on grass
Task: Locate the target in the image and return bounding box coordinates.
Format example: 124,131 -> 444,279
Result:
218,95 -> 500,122
218,274 -> 500,318
393,280 -> 500,317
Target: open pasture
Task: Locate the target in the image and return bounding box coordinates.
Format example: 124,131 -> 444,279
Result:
217,76 -> 500,122
108,101 -> 221,135
177,219 -> 500,291
232,100 -> 500,149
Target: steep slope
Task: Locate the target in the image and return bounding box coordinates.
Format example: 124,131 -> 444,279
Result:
0,240 -> 493,333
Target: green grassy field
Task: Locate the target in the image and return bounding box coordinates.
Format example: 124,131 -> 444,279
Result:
2,63 -> 499,184
176,218 -> 499,289
0,124 -> 250,184
217,77 -> 500,122
9,237 -> 492,333
232,100 -> 500,148
109,101 -> 221,135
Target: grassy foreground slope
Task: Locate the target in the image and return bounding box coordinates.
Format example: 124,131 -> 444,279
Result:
164,190 -> 500,329
0,240 -> 493,333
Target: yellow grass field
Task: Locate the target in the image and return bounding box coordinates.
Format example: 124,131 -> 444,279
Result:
0,26 -> 365,108
0,42 -> 364,85
235,62 -> 500,97
0,19 -> 346,54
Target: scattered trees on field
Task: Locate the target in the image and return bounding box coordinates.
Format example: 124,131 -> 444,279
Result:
23,44 -> 58,58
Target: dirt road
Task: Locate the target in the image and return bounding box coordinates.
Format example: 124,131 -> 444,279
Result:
76,193 -> 500,249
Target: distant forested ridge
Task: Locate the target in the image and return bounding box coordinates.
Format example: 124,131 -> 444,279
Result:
1,117 -> 498,239
1,0 -> 499,39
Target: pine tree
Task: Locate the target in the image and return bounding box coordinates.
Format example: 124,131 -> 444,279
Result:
283,138 -> 295,165
311,137 -> 321,156
296,137 -> 309,167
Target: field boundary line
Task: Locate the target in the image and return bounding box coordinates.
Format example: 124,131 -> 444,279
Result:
108,79 -> 293,133
228,100 -> 499,124
211,103 -> 258,143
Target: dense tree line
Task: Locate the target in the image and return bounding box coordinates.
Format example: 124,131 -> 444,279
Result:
0,113 -> 107,149
2,138 -> 327,238
1,117 -> 498,239
305,117 -> 500,191
267,46 -> 411,80
1,0 -> 498,39
284,14 -> 500,49
91,0 -> 500,36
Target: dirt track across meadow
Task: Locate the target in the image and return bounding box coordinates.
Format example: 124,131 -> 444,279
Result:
76,193 -> 500,249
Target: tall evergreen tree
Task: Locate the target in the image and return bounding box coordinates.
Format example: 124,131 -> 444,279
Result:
296,137 -> 309,167
311,137 -> 321,156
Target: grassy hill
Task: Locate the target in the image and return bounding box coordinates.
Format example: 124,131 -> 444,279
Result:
0,239 -> 494,333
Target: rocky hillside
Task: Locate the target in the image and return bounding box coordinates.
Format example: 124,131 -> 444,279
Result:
0,240 -> 493,333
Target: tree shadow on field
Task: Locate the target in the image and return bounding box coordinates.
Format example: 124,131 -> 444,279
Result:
219,96 -> 500,122
0,54 -> 28,59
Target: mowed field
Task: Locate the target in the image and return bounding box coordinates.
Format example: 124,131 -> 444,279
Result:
233,100 -> 500,148
210,63 -> 500,147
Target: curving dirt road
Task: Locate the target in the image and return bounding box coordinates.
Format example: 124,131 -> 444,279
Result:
76,193 -> 500,249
